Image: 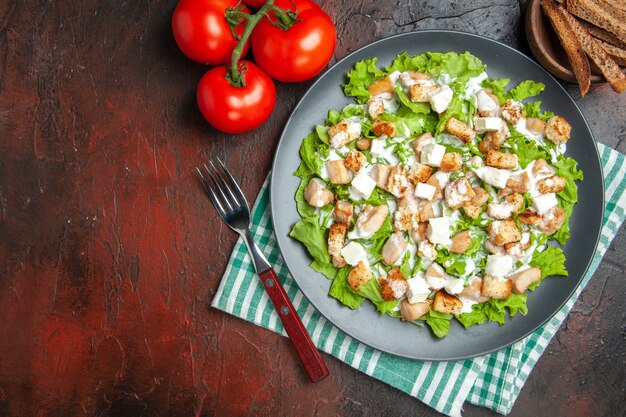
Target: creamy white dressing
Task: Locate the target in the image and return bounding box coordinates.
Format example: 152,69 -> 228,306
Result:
459,296 -> 478,314
462,72 -> 489,101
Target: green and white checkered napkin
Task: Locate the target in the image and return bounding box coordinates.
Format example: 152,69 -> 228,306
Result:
211,143 -> 626,416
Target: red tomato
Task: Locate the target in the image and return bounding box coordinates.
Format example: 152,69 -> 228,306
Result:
172,0 -> 250,65
242,0 -> 268,9
250,0 -> 336,82
197,61 -> 276,134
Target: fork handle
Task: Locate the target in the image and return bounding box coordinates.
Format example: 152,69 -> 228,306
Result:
258,268 -> 330,382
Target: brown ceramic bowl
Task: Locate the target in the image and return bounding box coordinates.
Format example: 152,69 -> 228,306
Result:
526,0 -> 605,84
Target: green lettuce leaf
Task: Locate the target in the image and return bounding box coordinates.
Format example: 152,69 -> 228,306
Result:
528,246 -> 568,290
289,215 -> 329,265
294,132 -> 325,178
294,177 -> 315,218
551,156 -> 583,244
395,85 -> 432,114
422,310 -> 453,338
326,104 -> 366,126
343,58 -> 385,103
480,78 -> 511,102
311,259 -> 338,280
502,128 -> 550,168
523,101 -> 554,121
509,80 -> 545,102
357,278 -> 399,314
457,294 -> 528,328
328,267 -> 365,309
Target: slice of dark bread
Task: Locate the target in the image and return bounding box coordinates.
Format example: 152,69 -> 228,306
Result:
576,18 -> 626,50
596,39 -> 626,66
560,5 -> 626,92
567,0 -> 626,42
541,0 -> 591,96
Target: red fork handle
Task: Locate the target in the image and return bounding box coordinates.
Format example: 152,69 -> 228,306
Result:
258,268 -> 330,382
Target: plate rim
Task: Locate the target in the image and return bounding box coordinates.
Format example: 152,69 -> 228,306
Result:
269,29 -> 605,361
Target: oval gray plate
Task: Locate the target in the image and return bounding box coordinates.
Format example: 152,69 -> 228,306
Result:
269,31 -> 604,361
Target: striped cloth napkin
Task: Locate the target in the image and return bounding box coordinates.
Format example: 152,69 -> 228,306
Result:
211,143 -> 626,416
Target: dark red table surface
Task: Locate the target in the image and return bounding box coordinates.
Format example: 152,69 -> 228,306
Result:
0,1 -> 624,416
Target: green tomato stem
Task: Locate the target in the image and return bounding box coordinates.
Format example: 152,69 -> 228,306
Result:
228,0 -> 276,87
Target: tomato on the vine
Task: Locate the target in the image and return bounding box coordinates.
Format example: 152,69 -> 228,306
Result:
250,0 -> 336,82
197,61 -> 276,134
172,0 -> 250,65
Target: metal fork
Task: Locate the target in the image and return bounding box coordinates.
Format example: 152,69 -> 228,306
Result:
197,158 -> 329,383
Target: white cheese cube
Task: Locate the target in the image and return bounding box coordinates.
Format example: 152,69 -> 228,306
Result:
406,277 -> 431,304
474,117 -> 504,133
476,89 -> 498,112
477,166 -> 511,188
340,242 -> 368,266
370,139 -> 386,157
485,255 -> 513,277
420,143 -> 446,167
349,172 -> 377,200
444,276 -> 465,295
414,182 -> 437,200
427,217 -> 450,245
428,85 -> 453,113
532,193 -> 558,214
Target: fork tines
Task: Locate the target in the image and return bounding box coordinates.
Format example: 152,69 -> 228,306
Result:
196,158 -> 249,218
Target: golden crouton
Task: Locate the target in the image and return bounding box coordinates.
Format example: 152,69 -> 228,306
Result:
440,152 -> 463,172
393,203 -> 420,232
545,116 -> 571,145
344,149 -> 367,173
444,178 -> 476,209
484,240 -> 505,255
450,230 -> 472,254
486,150 -> 518,170
386,165 -> 409,198
433,291 -> 463,315
509,267 -> 541,294
400,299 -> 431,321
348,261 -> 372,292
368,76 -> 394,96
418,200 -> 435,222
462,202 -> 482,219
525,117 -> 546,135
501,100 -> 524,124
539,206 -> 566,235
506,172 -> 531,193
517,209 -> 542,225
409,83 -> 440,102
504,232 -> 531,258
371,164 -> 391,190
409,132 -> 433,157
304,178 -> 333,208
445,117 -> 476,143
481,275 -> 512,300
333,200 -> 353,224
326,160 -> 351,185
355,137 -> 371,150
380,267 -> 408,301
488,219 -> 522,246
372,120 -> 396,138
537,175 -> 567,194
471,187 -> 489,206
367,95 -> 385,120
327,223 -> 347,257
407,163 -> 432,184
